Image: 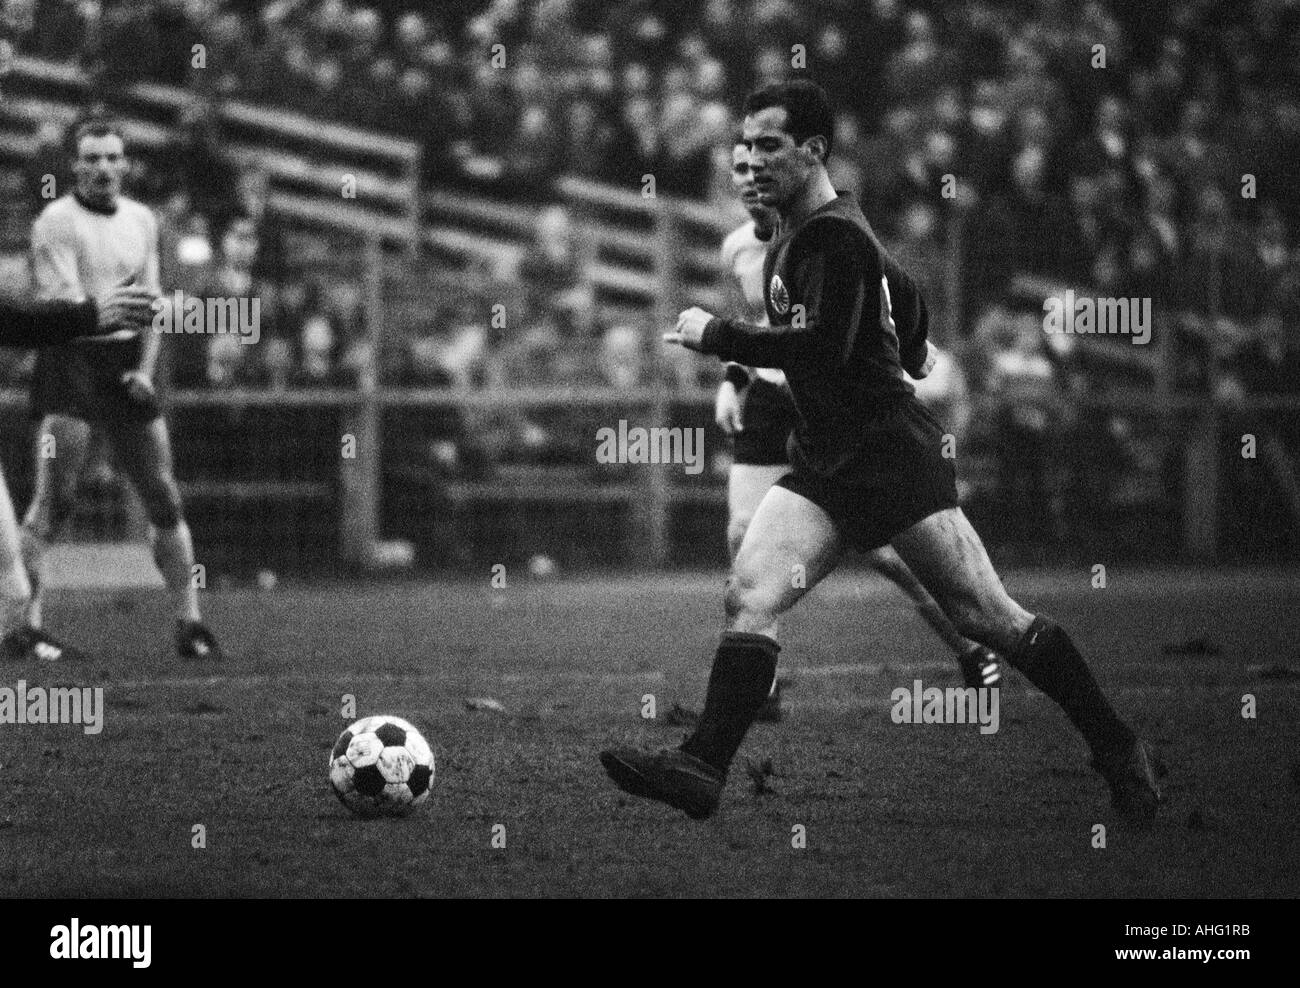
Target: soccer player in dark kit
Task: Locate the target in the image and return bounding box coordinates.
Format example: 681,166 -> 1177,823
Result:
714,139 -> 1002,706
600,80 -> 1163,827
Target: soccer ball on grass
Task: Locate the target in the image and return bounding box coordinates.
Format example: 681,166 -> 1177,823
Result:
329,715 -> 435,818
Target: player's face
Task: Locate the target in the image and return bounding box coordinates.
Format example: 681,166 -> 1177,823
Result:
741,106 -> 821,212
74,134 -> 128,206
731,144 -> 776,229
731,144 -> 759,202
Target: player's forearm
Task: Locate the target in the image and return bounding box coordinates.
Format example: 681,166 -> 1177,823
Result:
0,297 -> 98,347
700,317 -> 818,366
137,323 -> 161,375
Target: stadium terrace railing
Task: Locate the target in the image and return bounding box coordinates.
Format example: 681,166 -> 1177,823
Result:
0,56 -> 422,251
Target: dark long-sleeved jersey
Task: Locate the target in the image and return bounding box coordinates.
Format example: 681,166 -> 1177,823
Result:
0,296 -> 99,347
700,192 -> 932,475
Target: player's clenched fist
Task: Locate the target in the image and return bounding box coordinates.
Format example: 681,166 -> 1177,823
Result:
95,285 -> 159,333
714,379 -> 744,435
663,307 -> 715,351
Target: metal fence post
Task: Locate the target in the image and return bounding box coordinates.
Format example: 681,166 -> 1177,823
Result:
640,196 -> 677,568
1183,408 -> 1219,562
339,232 -> 382,563
1183,235 -> 1226,561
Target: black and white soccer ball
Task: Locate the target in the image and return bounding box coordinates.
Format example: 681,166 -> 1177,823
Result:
329,715 -> 435,818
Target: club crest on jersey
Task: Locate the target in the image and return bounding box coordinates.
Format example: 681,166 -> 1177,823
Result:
769,274 -> 790,316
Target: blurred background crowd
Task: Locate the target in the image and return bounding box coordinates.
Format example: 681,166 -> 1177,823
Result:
0,0 -> 1295,385
0,0 -> 1298,561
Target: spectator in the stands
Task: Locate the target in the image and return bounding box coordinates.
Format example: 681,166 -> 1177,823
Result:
599,324 -> 645,389
1251,204 -> 1292,296
610,93 -> 659,190
985,305 -> 1063,532
159,203 -> 214,303
503,100 -> 564,200
83,0 -> 150,93
163,97 -> 241,236
282,279 -> 344,388
23,119 -> 70,210
891,199 -> 945,316
19,0 -> 86,60
176,213 -> 264,388
1,0 -> 35,44
963,77 -> 1015,193
1179,184 -> 1258,321
452,60 -> 515,188
147,0 -> 206,88
659,99 -> 724,197
202,10 -> 253,97
826,110 -> 864,198
1220,309 -> 1300,399
563,95 -> 622,183
884,9 -> 952,107
517,205 -> 593,337
1001,105 -> 1075,279
1163,97 -> 1229,195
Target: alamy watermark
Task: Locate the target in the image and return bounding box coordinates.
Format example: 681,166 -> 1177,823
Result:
595,420 -> 705,475
0,680 -> 104,735
153,291 -> 260,344
1043,290 -> 1151,345
890,679 -> 999,734
50,919 -> 150,968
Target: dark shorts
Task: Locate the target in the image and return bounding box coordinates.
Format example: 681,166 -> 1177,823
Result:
30,341 -> 161,425
776,396 -> 958,552
733,378 -> 797,466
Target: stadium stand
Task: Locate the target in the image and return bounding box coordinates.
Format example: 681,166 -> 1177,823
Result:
0,0 -> 1297,568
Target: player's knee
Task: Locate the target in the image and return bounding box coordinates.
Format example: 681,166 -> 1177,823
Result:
724,569 -> 780,623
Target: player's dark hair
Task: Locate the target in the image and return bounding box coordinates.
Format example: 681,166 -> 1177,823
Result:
71,117 -> 126,153
743,79 -> 835,161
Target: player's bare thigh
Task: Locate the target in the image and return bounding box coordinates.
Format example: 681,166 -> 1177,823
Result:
727,484 -> 842,638
891,506 -> 1032,653
99,417 -> 181,514
727,463 -> 787,553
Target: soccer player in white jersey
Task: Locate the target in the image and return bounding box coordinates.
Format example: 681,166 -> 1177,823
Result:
713,141 -> 1001,694
19,118 -> 223,661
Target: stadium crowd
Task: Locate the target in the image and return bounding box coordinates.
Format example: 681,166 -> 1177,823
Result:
3,0 -> 1297,358
1,0 -> 1298,528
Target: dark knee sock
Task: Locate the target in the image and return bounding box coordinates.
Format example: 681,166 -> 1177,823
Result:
1010,616 -> 1134,758
681,631 -> 779,772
